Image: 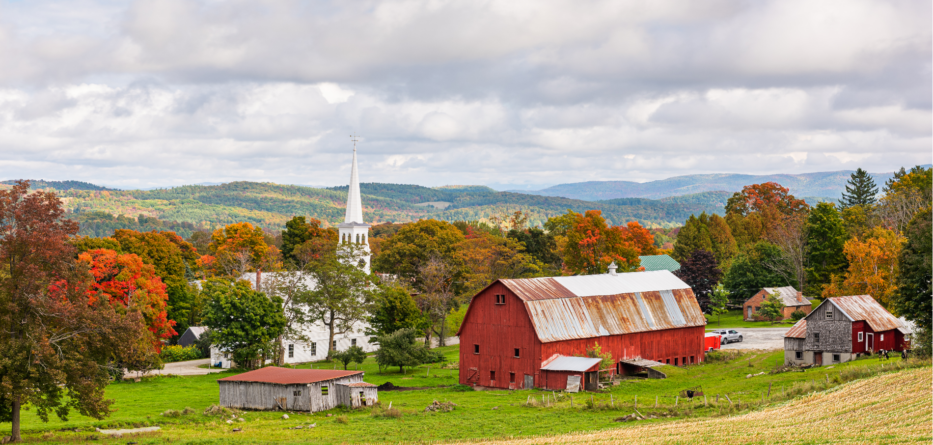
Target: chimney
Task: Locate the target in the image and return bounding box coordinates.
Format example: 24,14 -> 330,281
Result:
256,268 -> 262,291
608,261 -> 618,276
797,291 -> 804,303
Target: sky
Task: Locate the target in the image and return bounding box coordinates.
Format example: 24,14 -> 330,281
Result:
0,0 -> 929,190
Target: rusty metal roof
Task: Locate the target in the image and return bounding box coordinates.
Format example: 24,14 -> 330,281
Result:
827,295 -> 902,332
218,367 -> 363,385
785,319 -> 807,338
540,356 -> 602,372
762,286 -> 810,307
501,271 -> 705,343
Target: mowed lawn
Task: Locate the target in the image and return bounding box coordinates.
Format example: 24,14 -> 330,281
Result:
704,309 -> 802,330
3,345 -> 927,444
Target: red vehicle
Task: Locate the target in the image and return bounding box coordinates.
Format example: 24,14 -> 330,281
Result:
704,333 -> 722,352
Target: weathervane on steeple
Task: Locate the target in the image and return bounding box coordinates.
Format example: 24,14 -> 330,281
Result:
350,133 -> 359,152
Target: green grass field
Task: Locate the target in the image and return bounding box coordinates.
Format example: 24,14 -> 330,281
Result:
704,309 -> 800,330
2,345 -> 926,444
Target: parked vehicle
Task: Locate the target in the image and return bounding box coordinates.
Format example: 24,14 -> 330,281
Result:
704,333 -> 722,352
709,329 -> 743,344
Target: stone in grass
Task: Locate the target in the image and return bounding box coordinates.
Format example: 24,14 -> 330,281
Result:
282,414 -> 289,420
226,420 -> 233,425
237,418 -> 245,422
232,428 -> 242,433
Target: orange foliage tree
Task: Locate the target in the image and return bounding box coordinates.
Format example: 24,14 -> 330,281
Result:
77,249 -> 177,348
562,210 -> 641,275
207,222 -> 281,276
821,227 -> 905,309
726,182 -> 809,240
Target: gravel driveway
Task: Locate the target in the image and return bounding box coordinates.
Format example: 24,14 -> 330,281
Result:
720,327 -> 790,350
125,358 -> 225,379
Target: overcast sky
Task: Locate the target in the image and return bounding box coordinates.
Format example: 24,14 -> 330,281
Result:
0,0 -> 929,190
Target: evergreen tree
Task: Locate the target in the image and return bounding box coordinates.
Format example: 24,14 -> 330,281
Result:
840,168 -> 878,209
671,214 -> 712,262
892,207 -> 931,355
805,203 -> 848,296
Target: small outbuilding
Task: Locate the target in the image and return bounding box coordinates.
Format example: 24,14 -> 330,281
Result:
218,367 -> 378,412
177,326 -> 208,348
539,355 -> 603,392
743,286 -> 811,321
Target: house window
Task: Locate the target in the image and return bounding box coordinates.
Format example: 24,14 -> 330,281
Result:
310,342 -> 317,356
351,338 -> 357,347
755,306 -> 760,312
332,340 -> 337,349
474,344 -> 480,354
288,344 -> 294,358
858,332 -> 864,342
321,385 -> 329,395
795,351 -> 803,360
514,348 -> 520,358
490,370 -> 496,381
814,333 -> 820,343
509,372 -> 515,383
832,354 -> 840,363
826,306 -> 833,319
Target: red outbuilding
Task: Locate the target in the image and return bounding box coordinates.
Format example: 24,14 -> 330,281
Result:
457,270 -> 707,390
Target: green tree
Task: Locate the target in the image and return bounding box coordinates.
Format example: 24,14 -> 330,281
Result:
0,181 -> 158,441
840,168 -> 879,209
671,214 -> 712,263
281,216 -> 334,266
374,328 -> 444,373
585,342 -> 614,371
372,219 -> 465,288
892,206 -> 931,356
70,236 -> 122,253
305,244 -> 375,357
805,203 -> 847,296
707,214 -> 738,267
723,241 -> 795,303
331,345 -> 368,370
543,209 -> 578,238
507,227 -> 560,272
201,279 -> 286,369
757,291 -> 786,324
367,284 -> 426,341
709,283 -> 730,327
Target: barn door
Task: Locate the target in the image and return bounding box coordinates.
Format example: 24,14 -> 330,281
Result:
814,352 -> 822,365
867,333 -> 874,352
467,368 -> 479,385
747,306 -> 753,319
524,374 -> 534,390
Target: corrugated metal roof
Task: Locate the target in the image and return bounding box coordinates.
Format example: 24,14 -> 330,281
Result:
762,286 -> 810,307
785,319 -> 807,338
540,356 -> 603,372
218,367 -> 363,385
828,295 -> 902,332
638,255 -> 681,272
502,271 -> 705,343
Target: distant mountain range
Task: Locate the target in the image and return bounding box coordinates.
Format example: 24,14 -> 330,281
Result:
509,167 -> 931,201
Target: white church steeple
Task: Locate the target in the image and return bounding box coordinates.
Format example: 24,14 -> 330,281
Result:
337,136 -> 371,273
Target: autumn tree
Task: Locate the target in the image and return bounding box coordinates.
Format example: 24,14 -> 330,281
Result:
562,210 -> 640,275
372,219 -> 465,288
877,166 -> 932,234
620,221 -> 658,256
674,250 -> 722,311
673,213 -> 736,267
201,279 -> 285,369
839,168 -> 879,209
417,255 -> 459,347
456,232 -> 541,298
78,249 -> 178,347
821,227 -> 905,309
893,207 -> 932,356
207,222 -> 281,277
726,212 -> 764,250
281,216 -> 336,266
0,181 -> 157,442
726,182 -> 809,239
70,236 -> 121,253
805,203 -> 848,296
766,213 -> 809,294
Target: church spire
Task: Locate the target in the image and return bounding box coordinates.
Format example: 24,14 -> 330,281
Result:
344,138 -> 364,224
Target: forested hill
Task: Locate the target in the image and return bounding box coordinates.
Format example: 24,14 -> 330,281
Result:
516,168 -> 929,201
1,179 -> 114,191
51,181 -> 731,237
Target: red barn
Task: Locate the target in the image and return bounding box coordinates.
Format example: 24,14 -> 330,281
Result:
457,270 -> 706,390
783,294 -> 910,366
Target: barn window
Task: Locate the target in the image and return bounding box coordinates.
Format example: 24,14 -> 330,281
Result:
490,370 -> 496,381
514,348 -> 520,358
674,358 -> 678,366
690,356 -> 694,364
321,385 -> 329,395
509,372 -> 515,383
814,333 -> 820,343
495,294 -> 506,305
474,344 -> 479,354
880,334 -> 884,341
826,306 -> 833,319
311,342 -> 317,356
858,332 -> 864,342
832,354 -> 840,363
351,338 -> 357,347
795,351 -> 803,360
666,359 -> 670,364
288,344 -> 294,358
293,390 -> 301,396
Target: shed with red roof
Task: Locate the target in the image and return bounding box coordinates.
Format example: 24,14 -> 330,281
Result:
218,367 -> 377,412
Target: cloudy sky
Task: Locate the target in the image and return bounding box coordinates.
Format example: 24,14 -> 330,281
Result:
0,0 -> 929,190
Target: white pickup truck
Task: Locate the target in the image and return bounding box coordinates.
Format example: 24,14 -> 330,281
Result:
709,329 -> 743,344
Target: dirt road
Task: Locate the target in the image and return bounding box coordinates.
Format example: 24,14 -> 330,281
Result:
720,327 -> 790,350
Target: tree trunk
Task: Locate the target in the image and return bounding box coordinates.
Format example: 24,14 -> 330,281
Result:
438,322 -> 447,347
423,328 -> 432,349
276,335 -> 284,366
11,395 -> 21,442
327,312 -> 336,358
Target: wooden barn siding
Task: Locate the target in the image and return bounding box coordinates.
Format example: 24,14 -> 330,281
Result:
541,370 -> 583,391
459,283 -> 541,389
785,337 -> 805,351
805,303 -> 851,352
335,385 -> 378,408
538,326 -> 706,366
220,374 -> 364,413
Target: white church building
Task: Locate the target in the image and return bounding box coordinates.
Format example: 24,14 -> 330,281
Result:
207,147 -> 378,367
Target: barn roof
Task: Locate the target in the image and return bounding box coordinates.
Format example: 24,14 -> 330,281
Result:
218,367 -> 363,385
762,286 -> 810,307
491,270 -> 705,343
785,319 -> 807,338
638,255 -> 681,272
540,356 -> 602,372
826,295 -> 902,332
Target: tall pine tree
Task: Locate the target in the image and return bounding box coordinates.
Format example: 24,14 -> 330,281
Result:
840,168 -> 878,209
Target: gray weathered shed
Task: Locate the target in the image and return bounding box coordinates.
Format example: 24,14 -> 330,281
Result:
218,367 -> 377,412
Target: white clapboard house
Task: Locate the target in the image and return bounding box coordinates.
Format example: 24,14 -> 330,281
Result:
209,147 -> 377,367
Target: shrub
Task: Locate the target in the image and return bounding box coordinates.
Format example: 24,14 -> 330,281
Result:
162,409 -> 181,418
790,310 -> 807,321
160,345 -> 203,363
335,415 -> 349,424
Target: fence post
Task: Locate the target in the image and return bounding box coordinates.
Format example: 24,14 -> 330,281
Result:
675,396 -> 678,407
634,395 -> 637,409
655,396 -> 658,408
768,382 -> 772,398
610,394 -> 614,407
571,395 -> 573,407
704,394 -> 707,406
